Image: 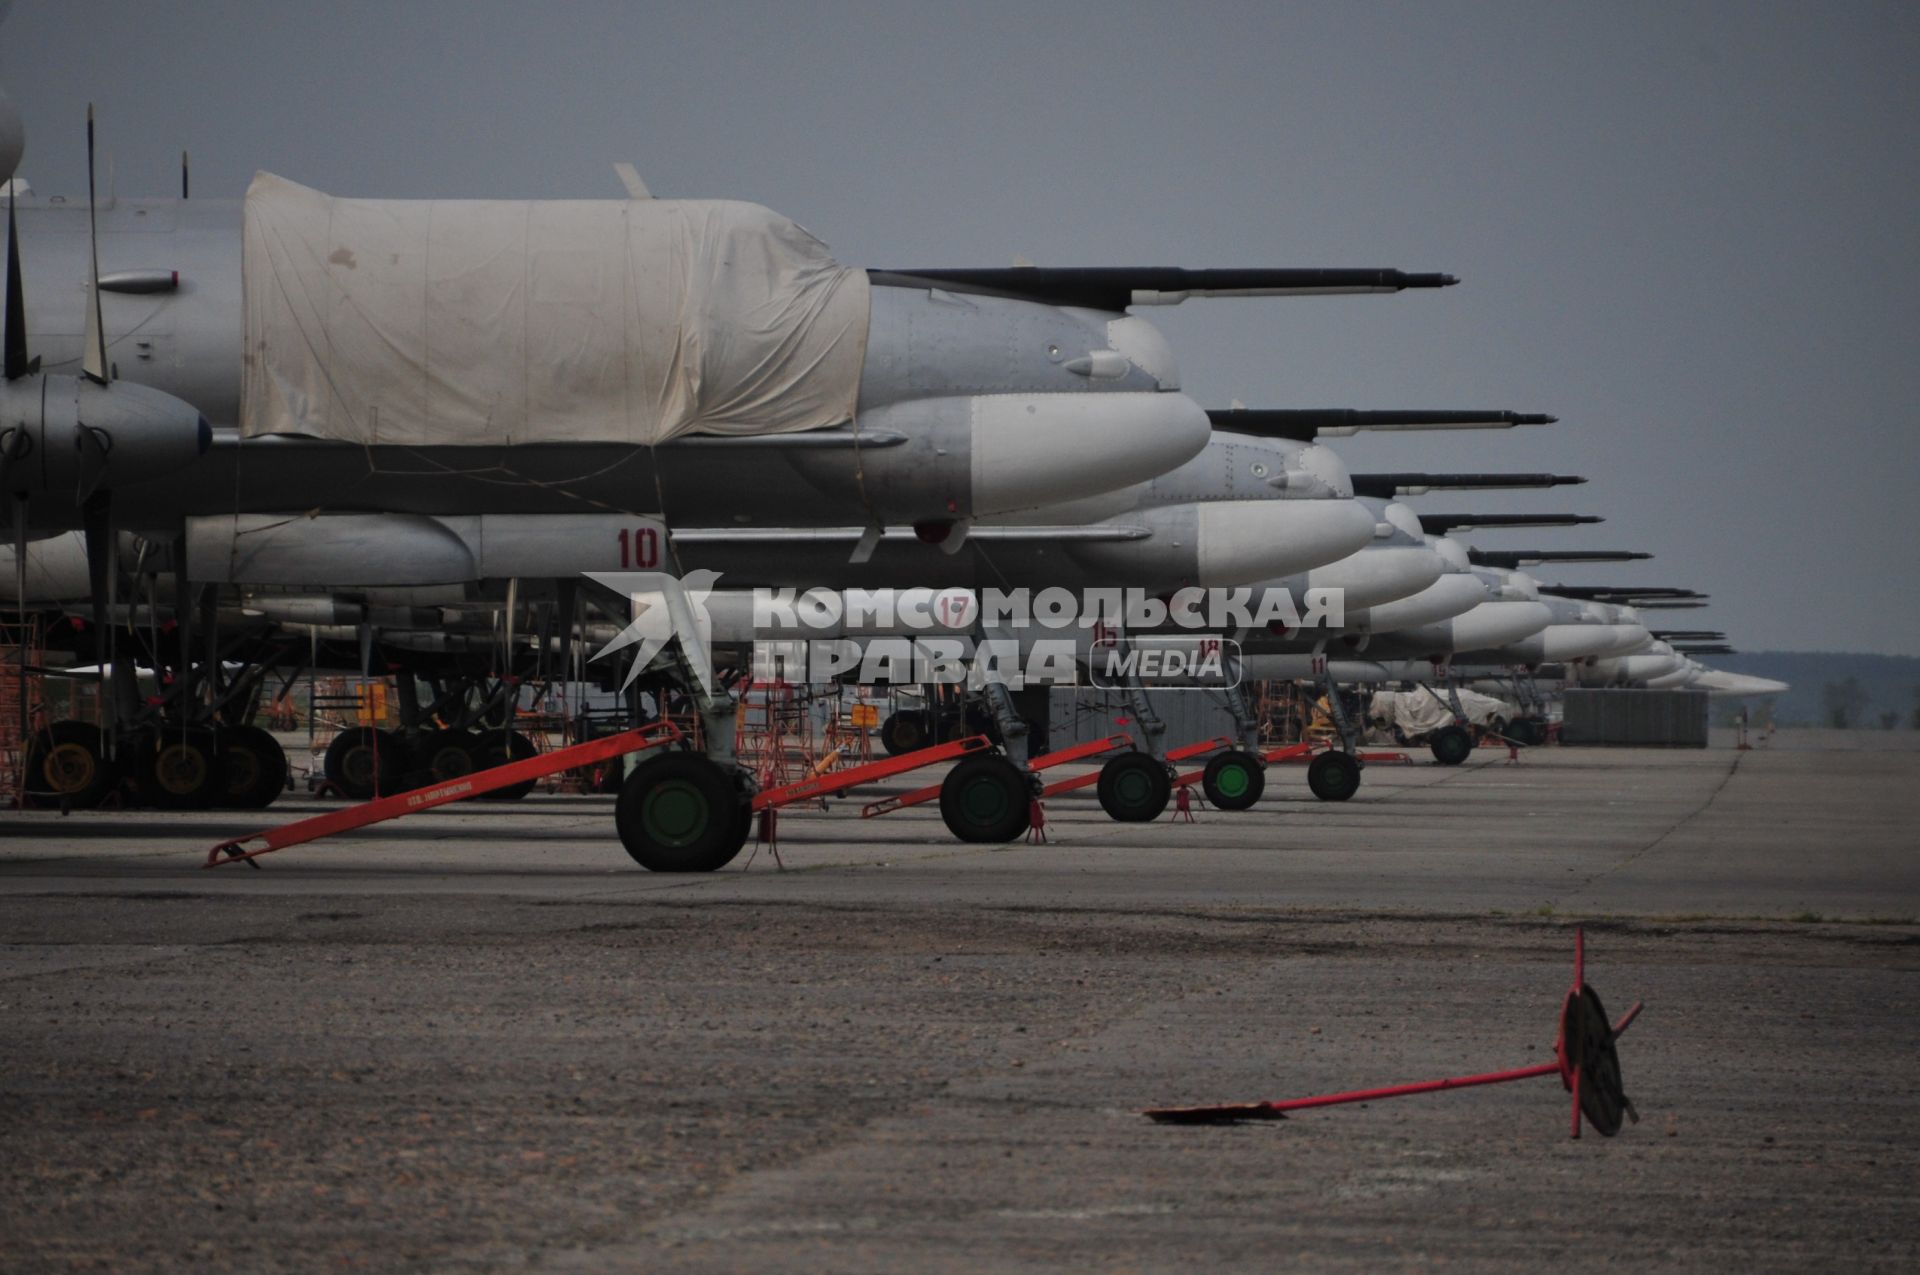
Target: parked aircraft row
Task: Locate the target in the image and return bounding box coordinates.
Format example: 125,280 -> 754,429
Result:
0,92 -> 1783,864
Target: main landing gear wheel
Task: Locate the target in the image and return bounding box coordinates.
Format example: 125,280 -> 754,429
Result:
219,725 -> 289,810
878,710 -> 930,756
324,726 -> 405,801
1098,751 -> 1173,822
1430,724 -> 1473,766
1306,750 -> 1361,802
1509,718 -> 1548,747
22,721 -> 117,809
141,730 -> 226,810
615,752 -> 750,872
1201,749 -> 1265,811
938,753 -> 1032,843
413,729 -> 478,785
472,730 -> 540,800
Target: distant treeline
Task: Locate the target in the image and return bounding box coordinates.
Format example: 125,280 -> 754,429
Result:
1707,651 -> 1920,728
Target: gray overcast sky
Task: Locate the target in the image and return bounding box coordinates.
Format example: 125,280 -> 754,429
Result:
4,1 -> 1916,654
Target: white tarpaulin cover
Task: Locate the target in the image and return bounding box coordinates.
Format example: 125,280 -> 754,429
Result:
1368,688 -> 1517,736
241,173 -> 870,446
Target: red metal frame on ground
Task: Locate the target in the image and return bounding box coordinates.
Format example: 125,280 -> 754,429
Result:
861,733 -> 1136,819
204,723 -> 686,868
1143,928 -> 1643,1138
756,734 -> 995,814
1043,735 -> 1233,799
1260,741 -> 1414,766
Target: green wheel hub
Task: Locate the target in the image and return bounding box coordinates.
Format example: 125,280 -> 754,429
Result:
957,774 -> 1012,827
1214,762 -> 1251,798
642,779 -> 713,846
1112,769 -> 1154,810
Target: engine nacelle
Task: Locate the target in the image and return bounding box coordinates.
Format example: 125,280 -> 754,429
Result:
0,374 -> 210,495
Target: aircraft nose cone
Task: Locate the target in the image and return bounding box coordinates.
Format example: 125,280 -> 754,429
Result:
1608,624 -> 1653,655
1359,570 -> 1488,632
1449,600 -> 1553,651
1527,623 -> 1626,663
1306,543 -> 1446,612
1194,498 -> 1377,586
970,391 -> 1210,515
1619,653 -> 1685,682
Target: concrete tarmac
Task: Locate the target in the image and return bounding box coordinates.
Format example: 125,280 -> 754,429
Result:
1,740 -> 1915,1271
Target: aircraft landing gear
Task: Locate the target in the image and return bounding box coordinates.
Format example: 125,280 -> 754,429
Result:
470,730 -> 540,800
1200,645 -> 1268,812
325,726 -> 405,800
411,729 -> 479,784
21,721 -> 119,809
1421,666 -> 1476,766
1308,656 -> 1365,802
1202,748 -> 1266,810
1507,717 -> 1548,747
219,724 -> 290,809
1429,723 -> 1474,766
878,709 -> 931,756
1306,749 -> 1361,801
1098,750 -> 1174,822
938,752 -> 1033,842
137,730 -> 226,810
614,751 -> 753,872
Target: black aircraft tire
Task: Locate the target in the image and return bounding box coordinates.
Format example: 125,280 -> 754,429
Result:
938,754 -> 1032,843
1511,718 -> 1546,747
140,730 -> 226,810
324,727 -> 405,801
1430,724 -> 1473,766
722,793 -> 754,866
1201,749 -> 1266,811
1098,751 -> 1173,823
879,710 -> 930,757
414,728 -> 480,785
22,720 -> 117,809
220,725 -> 289,810
1306,750 -> 1362,802
616,753 -> 747,872
472,730 -> 540,800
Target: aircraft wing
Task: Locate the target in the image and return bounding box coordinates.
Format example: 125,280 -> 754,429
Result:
669,525 -> 1153,546
1207,409 -> 1553,442
867,268 -> 1456,309
1418,513 -> 1602,534
1351,473 -> 1586,497
1540,586 -> 1706,602
1468,549 -> 1652,569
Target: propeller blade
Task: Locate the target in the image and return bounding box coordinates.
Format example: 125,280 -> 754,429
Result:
12,497 -> 26,754
10,499 -> 23,611
81,492 -> 114,737
74,423 -> 110,505
555,577 -> 578,683
0,423 -> 28,492
82,104 -> 108,384
4,174 -> 30,380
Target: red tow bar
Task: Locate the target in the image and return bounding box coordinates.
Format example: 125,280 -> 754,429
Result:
1145,928 -> 1642,1139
